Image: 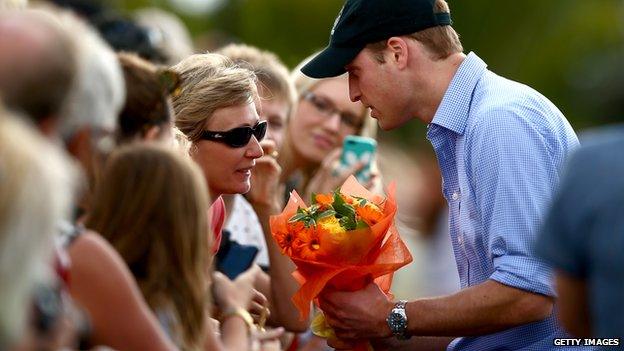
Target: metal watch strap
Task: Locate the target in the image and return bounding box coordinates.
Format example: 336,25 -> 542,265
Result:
387,300 -> 411,340
395,300 -> 408,310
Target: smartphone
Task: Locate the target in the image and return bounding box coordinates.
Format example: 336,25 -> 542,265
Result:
339,135 -> 377,184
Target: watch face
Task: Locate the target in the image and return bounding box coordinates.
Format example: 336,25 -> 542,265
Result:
388,311 -> 407,333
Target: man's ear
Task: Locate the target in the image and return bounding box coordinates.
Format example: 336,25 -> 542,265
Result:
386,37 -> 409,70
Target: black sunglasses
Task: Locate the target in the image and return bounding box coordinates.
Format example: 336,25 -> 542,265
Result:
200,120 -> 267,148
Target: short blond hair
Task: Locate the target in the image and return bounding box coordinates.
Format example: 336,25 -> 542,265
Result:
368,0 -> 462,61
170,53 -> 257,142
216,43 -> 296,117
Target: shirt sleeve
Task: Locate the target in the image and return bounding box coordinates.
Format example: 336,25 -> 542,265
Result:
465,108 -> 563,297
534,147 -> 592,278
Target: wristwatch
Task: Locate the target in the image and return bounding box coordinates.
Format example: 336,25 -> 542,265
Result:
386,300 -> 411,340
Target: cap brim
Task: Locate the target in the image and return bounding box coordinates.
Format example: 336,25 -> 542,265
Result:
300,45 -> 363,79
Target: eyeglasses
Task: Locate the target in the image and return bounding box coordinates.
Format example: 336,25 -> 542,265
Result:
200,120 -> 267,148
302,91 -> 363,130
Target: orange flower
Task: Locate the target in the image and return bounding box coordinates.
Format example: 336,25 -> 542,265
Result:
275,228 -> 297,256
294,227 -> 322,261
356,202 -> 384,227
287,220 -> 305,233
275,221 -> 307,256
315,193 -> 334,208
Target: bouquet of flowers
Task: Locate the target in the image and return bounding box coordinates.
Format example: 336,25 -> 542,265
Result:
271,176 -> 412,350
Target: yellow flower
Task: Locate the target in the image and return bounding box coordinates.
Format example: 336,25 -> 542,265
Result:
317,216 -> 346,236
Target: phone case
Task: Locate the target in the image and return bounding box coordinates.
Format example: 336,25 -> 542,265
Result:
339,135 -> 377,184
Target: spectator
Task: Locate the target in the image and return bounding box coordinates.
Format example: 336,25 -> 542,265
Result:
216,44 -> 307,346
282,53 -> 379,204
116,52 -> 177,145
0,7 -> 76,135
134,7 -> 195,65
0,110 -> 76,351
0,8 -> 177,351
87,143 -> 280,350
536,126 -> 624,340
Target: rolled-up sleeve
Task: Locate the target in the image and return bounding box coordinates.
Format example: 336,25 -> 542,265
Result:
466,108 -> 561,297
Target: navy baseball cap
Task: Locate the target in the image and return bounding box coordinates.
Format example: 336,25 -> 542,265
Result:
301,0 -> 452,78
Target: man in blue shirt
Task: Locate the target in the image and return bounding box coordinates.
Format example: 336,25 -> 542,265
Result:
301,0 -> 583,349
536,126 -> 624,342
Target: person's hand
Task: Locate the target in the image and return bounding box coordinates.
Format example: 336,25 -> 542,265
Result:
305,149 -> 364,200
247,139 -> 283,215
250,327 -> 284,351
365,160 -> 383,194
248,288 -> 269,325
212,265 -> 263,312
318,283 -> 394,340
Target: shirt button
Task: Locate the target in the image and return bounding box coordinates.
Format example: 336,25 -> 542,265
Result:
452,192 -> 459,201
457,235 -> 464,245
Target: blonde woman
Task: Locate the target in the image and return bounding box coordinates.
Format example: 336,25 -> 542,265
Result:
87,144 -> 275,351
279,55 -> 379,202
171,54 -> 308,337
171,53 -> 264,197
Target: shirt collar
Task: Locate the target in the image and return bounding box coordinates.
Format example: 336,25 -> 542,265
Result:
430,52 -> 488,135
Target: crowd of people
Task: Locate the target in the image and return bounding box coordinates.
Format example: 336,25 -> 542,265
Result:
0,0 -> 622,350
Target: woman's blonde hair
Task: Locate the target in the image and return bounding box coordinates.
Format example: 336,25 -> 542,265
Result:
291,54 -> 377,138
170,53 -> 258,142
86,143 -> 210,350
0,111 -> 76,348
216,43 -> 297,119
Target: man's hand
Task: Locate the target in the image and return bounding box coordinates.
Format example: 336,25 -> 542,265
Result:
319,283 -> 394,340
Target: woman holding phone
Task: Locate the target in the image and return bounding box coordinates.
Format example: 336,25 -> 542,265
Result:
279,55 -> 380,202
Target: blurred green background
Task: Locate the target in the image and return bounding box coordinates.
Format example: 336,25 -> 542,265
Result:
114,0 -> 624,143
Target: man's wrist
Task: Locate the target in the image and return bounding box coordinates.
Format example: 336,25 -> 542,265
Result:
381,300 -> 395,338
386,300 -> 411,340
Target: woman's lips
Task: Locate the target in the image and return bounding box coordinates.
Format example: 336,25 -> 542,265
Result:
312,134 -> 335,150
235,166 -> 253,178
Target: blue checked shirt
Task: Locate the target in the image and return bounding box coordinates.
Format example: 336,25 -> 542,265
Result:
427,52 -> 582,350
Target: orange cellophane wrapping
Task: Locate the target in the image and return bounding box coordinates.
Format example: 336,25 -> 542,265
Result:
270,175 -> 413,327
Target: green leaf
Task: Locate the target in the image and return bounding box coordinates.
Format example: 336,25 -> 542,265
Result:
339,216 -> 356,231
304,217 -> 316,228
315,209 -> 337,221
309,204 -> 320,214
289,213 -> 307,223
356,220 -> 369,229
333,192 -> 355,219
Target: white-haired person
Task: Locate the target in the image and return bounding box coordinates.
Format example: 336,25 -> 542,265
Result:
0,8 -> 178,351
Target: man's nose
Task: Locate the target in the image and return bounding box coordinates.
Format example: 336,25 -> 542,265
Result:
349,74 -> 361,102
